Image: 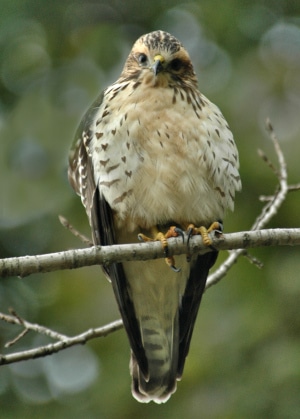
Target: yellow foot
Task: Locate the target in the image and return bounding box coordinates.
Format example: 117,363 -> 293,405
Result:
185,221 -> 223,262
187,221 -> 223,246
138,226 -> 183,272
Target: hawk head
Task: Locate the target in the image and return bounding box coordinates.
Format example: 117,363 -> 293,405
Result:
121,30 -> 198,88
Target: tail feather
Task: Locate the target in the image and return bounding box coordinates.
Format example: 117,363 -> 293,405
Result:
130,312 -> 179,403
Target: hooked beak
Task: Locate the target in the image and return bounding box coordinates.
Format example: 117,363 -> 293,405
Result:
151,54 -> 165,75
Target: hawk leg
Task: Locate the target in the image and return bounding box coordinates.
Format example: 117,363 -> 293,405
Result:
138,226 -> 184,272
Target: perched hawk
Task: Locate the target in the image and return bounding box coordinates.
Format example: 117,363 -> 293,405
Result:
68,30 -> 241,403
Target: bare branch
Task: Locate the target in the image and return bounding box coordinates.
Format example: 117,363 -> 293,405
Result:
253,120 -> 288,230
0,319 -> 123,366
0,228 -> 299,279
288,183 -> 300,192
0,310 -> 69,344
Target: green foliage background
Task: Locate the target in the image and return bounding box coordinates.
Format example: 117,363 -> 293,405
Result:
0,1 -> 300,418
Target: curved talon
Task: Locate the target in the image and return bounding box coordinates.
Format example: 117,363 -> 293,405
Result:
174,227 -> 185,243
214,221 -> 224,235
186,227 -> 193,247
165,256 -> 181,273
138,233 -> 145,242
170,264 -> 181,273
186,228 -> 194,262
207,221 -> 223,235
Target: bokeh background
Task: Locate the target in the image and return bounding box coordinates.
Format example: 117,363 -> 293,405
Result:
1,1 -> 300,418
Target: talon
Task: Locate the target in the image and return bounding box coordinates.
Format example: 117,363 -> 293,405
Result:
138,233 -> 154,242
138,233 -> 146,242
207,221 -> 223,234
186,227 -> 193,247
165,256 -> 181,273
174,227 -> 184,243
213,221 -> 223,235
186,227 -> 194,262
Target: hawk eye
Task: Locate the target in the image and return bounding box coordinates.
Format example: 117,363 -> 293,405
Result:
138,53 -> 148,66
170,58 -> 183,71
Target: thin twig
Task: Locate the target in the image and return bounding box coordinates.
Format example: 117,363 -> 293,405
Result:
0,319 -> 123,365
252,119 -> 288,230
257,148 -> 279,176
288,183 -> 300,192
243,252 -> 264,269
5,329 -> 29,348
0,312 -> 69,342
59,215 -> 93,246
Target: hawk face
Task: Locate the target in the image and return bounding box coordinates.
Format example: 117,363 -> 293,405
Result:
121,30 -> 198,88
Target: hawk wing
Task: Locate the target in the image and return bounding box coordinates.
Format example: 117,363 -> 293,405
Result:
68,96 -> 149,378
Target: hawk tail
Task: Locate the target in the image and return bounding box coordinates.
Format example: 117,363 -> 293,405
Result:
130,311 -> 179,404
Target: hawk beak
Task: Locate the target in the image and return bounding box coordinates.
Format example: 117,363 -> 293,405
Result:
151,54 -> 165,75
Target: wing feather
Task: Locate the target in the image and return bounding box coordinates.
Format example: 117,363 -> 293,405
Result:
68,94 -> 148,377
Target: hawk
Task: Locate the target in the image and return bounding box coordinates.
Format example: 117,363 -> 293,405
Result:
68,30 -> 241,403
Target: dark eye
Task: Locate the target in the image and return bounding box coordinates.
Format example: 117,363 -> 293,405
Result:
138,53 -> 148,65
170,58 -> 182,71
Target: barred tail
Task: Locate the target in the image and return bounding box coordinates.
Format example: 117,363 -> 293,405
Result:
130,312 -> 179,403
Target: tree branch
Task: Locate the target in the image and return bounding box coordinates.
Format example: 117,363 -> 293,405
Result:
0,317 -> 123,365
1,309 -> 69,345
0,228 -> 299,279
